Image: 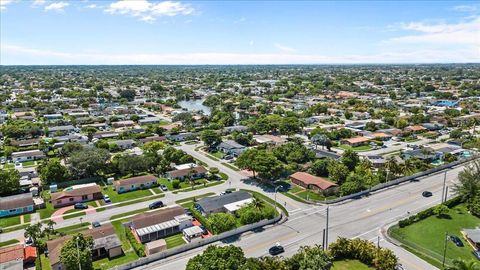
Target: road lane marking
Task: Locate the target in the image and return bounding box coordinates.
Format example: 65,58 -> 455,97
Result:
243,231 -> 299,254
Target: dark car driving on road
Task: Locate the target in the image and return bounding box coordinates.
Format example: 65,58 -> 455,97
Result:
422,191 -> 433,197
269,245 -> 285,255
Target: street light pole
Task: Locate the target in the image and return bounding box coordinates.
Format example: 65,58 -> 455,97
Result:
274,186 -> 281,215
325,205 -> 330,249
442,232 -> 449,269
441,171 -> 447,203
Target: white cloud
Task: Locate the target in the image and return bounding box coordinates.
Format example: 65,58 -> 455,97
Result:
86,4 -> 97,9
274,42 -> 297,53
249,40 -> 254,46
105,0 -> 193,22
44,1 -> 69,12
452,4 -> 478,12
385,16 -> 480,46
32,0 -> 46,7
1,0 -> 17,11
3,44 -> 478,65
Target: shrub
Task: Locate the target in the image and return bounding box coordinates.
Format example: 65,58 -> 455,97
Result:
172,180 -> 181,189
125,229 -> 145,257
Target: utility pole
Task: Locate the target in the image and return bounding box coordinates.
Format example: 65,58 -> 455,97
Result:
322,229 -> 326,251
325,206 -> 330,249
444,186 -> 449,202
441,171 -> 447,203
76,235 -> 82,270
274,186 -> 280,214
442,232 -> 449,269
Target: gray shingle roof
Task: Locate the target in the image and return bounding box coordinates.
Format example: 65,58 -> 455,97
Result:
195,191 -> 252,213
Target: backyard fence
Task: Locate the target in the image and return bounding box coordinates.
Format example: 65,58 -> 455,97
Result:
111,214 -> 282,270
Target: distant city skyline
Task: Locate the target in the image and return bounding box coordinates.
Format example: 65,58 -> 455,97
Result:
1,0 -> 479,64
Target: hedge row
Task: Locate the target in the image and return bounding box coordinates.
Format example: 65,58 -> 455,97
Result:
125,228 -> 146,257
398,196 -> 462,228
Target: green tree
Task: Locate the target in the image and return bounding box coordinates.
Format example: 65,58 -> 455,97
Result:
143,141 -> 165,153
327,161 -> 349,185
341,149 -> 360,171
39,159 -> 69,185
433,204 -> 450,218
453,161 -> 480,216
309,159 -> 330,177
68,148 -> 110,178
208,213 -> 237,234
0,169 -> 20,196
287,245 -> 332,270
117,155 -> 149,176
60,234 -> 94,270
119,89 -> 136,101
201,129 -> 222,148
186,245 -> 246,270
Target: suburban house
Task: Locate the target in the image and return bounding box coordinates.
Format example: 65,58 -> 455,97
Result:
128,206 -> 192,243
50,184 -> 103,208
341,136 -> 370,147
194,191 -> 253,216
0,193 -> 34,217
93,131 -> 119,139
111,139 -> 136,150
401,149 -> 442,162
405,125 -> 427,134
166,132 -> 196,142
289,172 -> 338,194
313,149 -> 341,160
364,155 -> 387,168
370,132 -> 392,141
139,117 -> 161,125
46,224 -> 122,270
0,244 -> 37,270
166,166 -> 207,181
112,120 -> 136,128
217,140 -> 246,156
113,175 -> 158,193
47,125 -> 76,136
11,150 -> 46,163
139,135 -> 166,144
10,138 -> 40,147
223,125 -> 248,134
253,134 -> 287,145
461,228 -> 480,250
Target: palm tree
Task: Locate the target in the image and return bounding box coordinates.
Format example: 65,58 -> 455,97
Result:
447,259 -> 480,270
250,197 -> 264,209
44,220 -> 57,240
385,157 -> 398,182
453,161 -> 480,203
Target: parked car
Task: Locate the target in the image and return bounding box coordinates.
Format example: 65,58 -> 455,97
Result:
473,250 -> 480,260
184,208 -> 193,216
450,235 -> 464,247
269,244 -> 285,255
74,203 -> 88,209
149,201 -> 164,209
103,195 -> 111,203
92,221 -> 101,228
422,191 -> 433,197
224,155 -> 233,160
225,189 -> 233,194
160,184 -> 168,191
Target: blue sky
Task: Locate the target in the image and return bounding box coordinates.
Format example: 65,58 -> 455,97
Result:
1,0 -> 479,64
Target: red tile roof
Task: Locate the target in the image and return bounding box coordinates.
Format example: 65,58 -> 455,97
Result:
290,172 -> 337,190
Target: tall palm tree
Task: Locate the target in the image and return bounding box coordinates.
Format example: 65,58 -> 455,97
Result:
385,157 -> 398,182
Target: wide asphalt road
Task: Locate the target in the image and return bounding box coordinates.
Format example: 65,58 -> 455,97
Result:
133,143 -> 468,270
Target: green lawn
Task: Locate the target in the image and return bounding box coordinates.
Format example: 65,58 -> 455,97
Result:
211,151 -> 225,159
21,160 -> 36,166
164,233 -> 186,249
63,211 -> 86,220
240,189 -> 286,216
158,178 -> 190,190
24,214 -> 31,223
112,194 -> 164,208
111,220 -> 132,250
38,201 -> 56,219
0,215 -> 21,227
332,259 -> 373,270
221,162 -> 240,171
40,254 -> 53,270
93,251 -> 139,270
56,222 -> 90,235
173,180 -> 223,193
389,204 -> 480,268
110,208 -> 149,221
338,144 -> 373,152
2,224 -> 29,233
103,185 -> 153,203
0,239 -> 19,247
